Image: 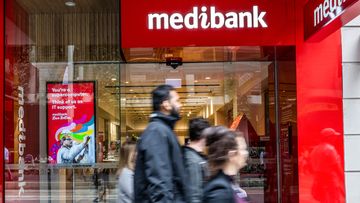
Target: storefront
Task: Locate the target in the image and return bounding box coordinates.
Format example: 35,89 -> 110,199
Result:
1,0 -> 359,202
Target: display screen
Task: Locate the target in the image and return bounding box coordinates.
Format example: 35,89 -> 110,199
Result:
47,82 -> 96,165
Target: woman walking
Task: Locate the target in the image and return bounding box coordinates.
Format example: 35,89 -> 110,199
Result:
203,126 -> 249,203
117,141 -> 137,203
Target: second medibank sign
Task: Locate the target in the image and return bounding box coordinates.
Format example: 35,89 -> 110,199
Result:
121,0 -> 295,47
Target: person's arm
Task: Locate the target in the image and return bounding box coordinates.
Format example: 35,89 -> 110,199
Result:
143,128 -> 173,203
185,160 -> 203,203
62,137 -> 90,162
118,169 -> 134,203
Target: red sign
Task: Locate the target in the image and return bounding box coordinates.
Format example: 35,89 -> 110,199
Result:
304,0 -> 360,40
47,82 -> 96,165
121,0 -> 295,47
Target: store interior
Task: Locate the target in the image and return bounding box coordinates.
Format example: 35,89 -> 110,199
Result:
4,0 -> 298,202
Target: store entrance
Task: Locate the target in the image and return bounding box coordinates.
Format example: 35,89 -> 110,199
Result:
119,61 -> 272,202
112,45 -> 297,203
3,0 -> 298,200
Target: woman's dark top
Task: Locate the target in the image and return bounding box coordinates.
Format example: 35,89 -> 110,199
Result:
203,171 -> 249,203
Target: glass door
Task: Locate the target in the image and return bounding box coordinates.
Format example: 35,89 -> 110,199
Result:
119,61 -> 278,202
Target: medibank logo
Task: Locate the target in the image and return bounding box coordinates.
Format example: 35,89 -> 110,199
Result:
148,6 -> 268,30
314,0 -> 347,27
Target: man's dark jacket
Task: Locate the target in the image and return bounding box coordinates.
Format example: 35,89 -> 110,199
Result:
134,112 -> 187,203
183,146 -> 208,203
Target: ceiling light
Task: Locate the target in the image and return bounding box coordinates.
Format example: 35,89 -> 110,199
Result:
205,77 -> 211,80
65,0 -> 76,7
194,80 -> 198,83
111,78 -> 117,81
125,81 -> 129,84
129,89 -> 133,92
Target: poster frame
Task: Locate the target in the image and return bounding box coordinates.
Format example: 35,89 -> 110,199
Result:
45,80 -> 97,166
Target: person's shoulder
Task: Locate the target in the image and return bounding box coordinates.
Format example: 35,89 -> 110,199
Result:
142,121 -> 168,134
122,167 -> 134,175
203,175 -> 233,202
183,147 -> 204,162
137,123 -> 169,147
204,174 -> 231,192
57,147 -> 66,152
119,168 -> 134,181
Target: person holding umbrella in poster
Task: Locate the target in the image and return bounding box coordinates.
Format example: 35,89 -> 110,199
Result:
57,129 -> 90,164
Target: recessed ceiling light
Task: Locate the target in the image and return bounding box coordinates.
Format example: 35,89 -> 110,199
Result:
65,0 -> 76,7
111,78 -> 117,81
205,77 -> 211,80
125,81 -> 129,84
194,80 -> 198,83
129,89 -> 133,92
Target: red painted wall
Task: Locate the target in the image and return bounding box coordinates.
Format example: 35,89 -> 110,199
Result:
296,0 -> 345,202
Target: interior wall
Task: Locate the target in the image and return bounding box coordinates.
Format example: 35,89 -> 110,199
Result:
28,12 -> 120,62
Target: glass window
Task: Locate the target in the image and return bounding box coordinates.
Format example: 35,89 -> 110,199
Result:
4,0 -> 298,202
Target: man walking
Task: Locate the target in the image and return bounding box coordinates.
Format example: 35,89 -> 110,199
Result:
183,117 -> 210,203
134,85 -> 187,203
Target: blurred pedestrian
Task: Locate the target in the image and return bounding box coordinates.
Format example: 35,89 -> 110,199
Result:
203,126 -> 249,203
183,117 -> 210,203
117,141 -> 137,203
134,85 -> 187,203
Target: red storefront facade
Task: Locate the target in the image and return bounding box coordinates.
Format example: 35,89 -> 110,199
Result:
0,0 -> 358,202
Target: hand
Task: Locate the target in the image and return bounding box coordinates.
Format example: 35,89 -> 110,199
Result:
77,154 -> 84,162
85,136 -> 91,144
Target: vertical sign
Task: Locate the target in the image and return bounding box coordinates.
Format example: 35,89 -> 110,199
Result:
47,82 -> 96,165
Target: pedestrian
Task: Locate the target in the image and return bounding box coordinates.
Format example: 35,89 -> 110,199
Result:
203,126 -> 249,203
134,84 -> 187,203
183,117 -> 210,203
117,141 -> 137,203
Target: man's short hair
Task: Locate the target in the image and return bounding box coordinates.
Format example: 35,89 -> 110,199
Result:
189,117 -> 210,141
60,136 -> 67,146
152,85 -> 175,111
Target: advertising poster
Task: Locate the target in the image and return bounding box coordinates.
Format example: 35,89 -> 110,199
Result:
47,82 -> 96,165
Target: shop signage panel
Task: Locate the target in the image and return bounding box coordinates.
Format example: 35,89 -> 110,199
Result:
47,82 -> 96,165
304,0 -> 360,40
121,0 -> 295,47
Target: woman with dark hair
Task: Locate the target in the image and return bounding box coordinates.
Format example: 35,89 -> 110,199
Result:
117,141 -> 137,203
203,126 -> 249,203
